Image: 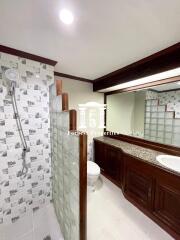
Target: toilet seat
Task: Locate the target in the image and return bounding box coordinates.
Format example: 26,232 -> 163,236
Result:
87,161 -> 100,176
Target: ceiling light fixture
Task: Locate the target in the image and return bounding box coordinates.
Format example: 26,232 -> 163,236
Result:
59,9 -> 74,25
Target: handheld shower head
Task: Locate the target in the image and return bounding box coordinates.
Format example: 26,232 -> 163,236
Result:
5,68 -> 19,95
5,68 -> 19,87
5,68 -> 19,82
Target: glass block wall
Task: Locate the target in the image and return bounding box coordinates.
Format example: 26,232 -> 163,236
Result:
49,84 -> 81,240
144,90 -> 180,146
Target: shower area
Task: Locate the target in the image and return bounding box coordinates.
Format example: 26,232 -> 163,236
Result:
0,52 -> 87,240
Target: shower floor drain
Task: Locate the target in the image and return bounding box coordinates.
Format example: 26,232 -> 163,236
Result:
43,235 -> 51,240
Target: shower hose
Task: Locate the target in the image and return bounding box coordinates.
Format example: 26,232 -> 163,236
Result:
10,83 -> 28,178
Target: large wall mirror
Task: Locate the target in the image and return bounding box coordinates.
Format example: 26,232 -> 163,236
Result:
106,81 -> 180,147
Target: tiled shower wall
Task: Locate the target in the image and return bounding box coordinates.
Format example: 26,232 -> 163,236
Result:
144,90 -> 180,146
0,52 -> 54,225
50,85 -> 80,240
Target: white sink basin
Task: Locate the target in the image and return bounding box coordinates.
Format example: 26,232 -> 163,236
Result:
156,155 -> 180,173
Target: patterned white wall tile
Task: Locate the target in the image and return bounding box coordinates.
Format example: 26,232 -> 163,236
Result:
0,52 -> 54,225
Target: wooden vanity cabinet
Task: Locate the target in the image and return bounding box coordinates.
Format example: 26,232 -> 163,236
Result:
94,140 -> 106,172
123,154 -> 180,238
123,154 -> 154,210
94,140 -> 123,187
153,170 -> 180,236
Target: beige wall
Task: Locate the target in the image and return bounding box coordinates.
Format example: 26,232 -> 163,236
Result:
55,76 -> 104,160
55,76 -> 104,127
133,91 -> 146,134
106,91 -> 145,136
106,92 -> 135,134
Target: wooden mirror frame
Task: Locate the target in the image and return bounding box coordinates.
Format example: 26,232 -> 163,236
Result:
104,75 -> 180,156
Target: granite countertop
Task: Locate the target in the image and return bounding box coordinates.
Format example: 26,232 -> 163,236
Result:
94,136 -> 180,176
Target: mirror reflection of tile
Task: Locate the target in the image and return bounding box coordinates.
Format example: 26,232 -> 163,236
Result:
145,90 -> 180,146
106,88 -> 180,147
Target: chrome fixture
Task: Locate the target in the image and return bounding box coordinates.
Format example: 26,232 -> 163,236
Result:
5,68 -> 29,178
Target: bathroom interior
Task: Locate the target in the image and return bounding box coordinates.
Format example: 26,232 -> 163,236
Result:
0,1 -> 180,240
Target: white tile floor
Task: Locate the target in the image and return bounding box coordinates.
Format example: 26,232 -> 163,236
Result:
0,204 -> 64,240
87,175 -> 174,240
0,177 -> 175,240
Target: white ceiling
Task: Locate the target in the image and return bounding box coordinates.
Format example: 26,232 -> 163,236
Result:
0,0 -> 180,80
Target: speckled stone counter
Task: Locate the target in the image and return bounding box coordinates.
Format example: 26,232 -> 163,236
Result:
94,136 -> 180,176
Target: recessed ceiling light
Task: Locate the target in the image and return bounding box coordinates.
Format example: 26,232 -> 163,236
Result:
59,9 -> 74,25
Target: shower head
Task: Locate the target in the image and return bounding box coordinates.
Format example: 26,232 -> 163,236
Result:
5,68 -> 19,82
5,69 -> 19,95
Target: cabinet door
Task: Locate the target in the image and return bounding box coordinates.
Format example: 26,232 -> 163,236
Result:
106,145 -> 123,186
94,140 -> 106,172
154,173 -> 180,236
123,154 -> 154,210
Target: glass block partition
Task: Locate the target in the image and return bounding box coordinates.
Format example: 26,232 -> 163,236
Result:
144,99 -> 180,146
49,84 -> 87,240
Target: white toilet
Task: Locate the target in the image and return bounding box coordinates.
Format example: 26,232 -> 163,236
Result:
87,161 -> 100,189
